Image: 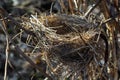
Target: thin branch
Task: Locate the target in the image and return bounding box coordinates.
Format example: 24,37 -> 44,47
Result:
4,33 -> 9,80
0,14 -> 9,80
83,0 -> 102,18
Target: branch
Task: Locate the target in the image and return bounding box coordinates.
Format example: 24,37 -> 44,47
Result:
0,12 -> 9,80
83,0 -> 102,18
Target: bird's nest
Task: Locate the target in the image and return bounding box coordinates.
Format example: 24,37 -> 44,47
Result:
21,14 -> 107,79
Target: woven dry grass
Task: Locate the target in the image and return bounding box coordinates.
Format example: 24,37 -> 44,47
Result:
21,14 -> 107,80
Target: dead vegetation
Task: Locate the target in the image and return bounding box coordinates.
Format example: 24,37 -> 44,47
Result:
0,0 -> 120,80
20,13 -> 108,80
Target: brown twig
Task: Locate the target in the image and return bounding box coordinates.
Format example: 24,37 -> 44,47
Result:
68,0 -> 74,14
99,0 -> 119,79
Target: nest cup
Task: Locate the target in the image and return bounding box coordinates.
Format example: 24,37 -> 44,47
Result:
22,14 -> 107,79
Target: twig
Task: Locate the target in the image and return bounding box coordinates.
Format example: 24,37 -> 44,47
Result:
83,0 -> 102,18
58,0 -> 67,13
50,2 -> 54,15
99,0 -> 119,79
73,0 -> 78,9
102,12 -> 120,25
0,14 -> 9,80
4,29 -> 9,80
68,0 -> 74,14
